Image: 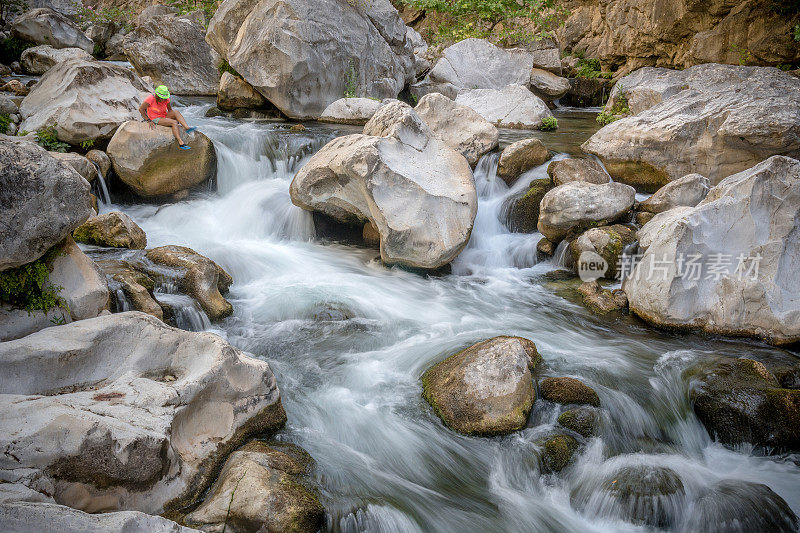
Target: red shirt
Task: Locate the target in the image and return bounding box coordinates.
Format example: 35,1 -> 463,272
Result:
144,94 -> 170,120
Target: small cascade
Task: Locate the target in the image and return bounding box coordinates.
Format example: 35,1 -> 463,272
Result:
113,288 -> 132,312
155,292 -> 211,332
91,163 -> 111,206
551,239 -> 573,269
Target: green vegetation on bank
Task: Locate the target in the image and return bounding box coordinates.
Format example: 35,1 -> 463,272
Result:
596,87 -> 630,126
71,2 -> 136,31
0,245 -> 68,315
34,127 -> 70,152
540,116 -> 557,131
0,114 -> 11,135
166,0 -> 220,25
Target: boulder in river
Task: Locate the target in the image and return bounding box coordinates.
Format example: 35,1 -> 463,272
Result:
529,68 -> 571,100
455,84 -> 553,130
639,173 -> 710,214
547,158 -> 609,187
217,71 -> 267,111
320,97 -> 383,125
73,212 -> 147,249
623,156 -> 800,345
578,281 -> 629,315
540,377 -> 600,407
291,101 -> 477,270
541,434 -> 579,473
582,65 -> 800,190
422,336 -> 540,435
96,259 -> 163,320
107,121 -> 217,198
206,0 -> 415,119
20,44 -> 92,75
557,406 -> 599,438
11,8 -> 93,53
19,59 -> 150,144
570,224 -> 637,280
414,92 -> 498,167
537,181 -> 636,243
497,138 -> 550,184
0,312 -> 286,514
506,178 -> 552,234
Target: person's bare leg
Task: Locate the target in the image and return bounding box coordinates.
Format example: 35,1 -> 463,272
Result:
167,109 -> 189,130
155,117 -> 184,145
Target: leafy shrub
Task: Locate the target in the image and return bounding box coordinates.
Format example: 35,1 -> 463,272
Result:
80,139 -> 95,150
794,24 -> 800,41
576,57 -> 601,78
218,59 -> 240,78
0,36 -> 34,65
166,0 -> 221,26
0,245 -> 69,315
540,116 -> 558,131
35,127 -> 70,152
0,114 -> 11,135
596,86 -> 630,126
343,59 -> 358,98
72,2 -> 136,31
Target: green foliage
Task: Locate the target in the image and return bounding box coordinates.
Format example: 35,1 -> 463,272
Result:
72,2 -> 136,31
218,59 -> 240,78
343,59 -> 358,98
576,57 -> 601,78
80,139 -> 95,150
165,0 -> 221,26
35,127 -> 70,152
540,116 -> 557,131
730,45 -> 753,65
409,93 -> 418,105
400,0 -> 569,47
794,24 -> 800,41
0,245 -> 69,315
0,114 -> 10,135
0,0 -> 27,26
596,86 -> 630,126
0,35 -> 34,65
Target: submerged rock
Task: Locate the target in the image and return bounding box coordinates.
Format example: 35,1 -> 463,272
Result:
73,212 -> 147,249
578,281 -> 628,315
422,336 -> 540,435
541,434 -> 579,473
540,377 -> 600,407
455,84 -> 553,130
497,138 -> 550,184
20,44 -> 92,75
570,224 -> 636,280
11,8 -> 93,53
639,173 -> 710,214
96,259 -> 163,320
547,158 -> 609,187
506,178 -> 552,234
557,406 -> 599,438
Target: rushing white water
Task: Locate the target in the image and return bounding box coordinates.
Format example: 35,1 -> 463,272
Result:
103,105 -> 800,532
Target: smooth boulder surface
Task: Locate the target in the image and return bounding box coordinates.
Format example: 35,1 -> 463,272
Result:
455,84 -> 553,130
497,138 -> 550,183
540,377 -> 600,407
414,92 -> 498,167
107,121 -> 217,198
635,206 -> 692,253
547,158 -> 610,187
47,237 -> 109,321
11,8 -> 93,53
529,68 -> 571,99
216,71 -> 267,111
19,59 -> 150,144
639,173 -> 710,214
0,139 -> 91,270
206,0 -> 415,119
320,97 -> 383,125
20,44 -> 92,75
422,336 -> 540,435
506,178 -> 552,234
49,151 -> 96,182
583,65 -> 800,189
73,211 -> 147,249
123,15 -> 219,96
538,181 -> 636,243
291,102 -> 477,270
0,312 -> 287,514
86,149 -> 111,177
624,156 -> 800,345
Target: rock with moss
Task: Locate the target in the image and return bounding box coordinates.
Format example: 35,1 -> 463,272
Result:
185,441 -> 324,533
73,212 -> 147,250
497,138 -> 550,184
541,434 -> 579,473
547,158 -> 609,187
107,120 -> 217,197
558,406 -> 599,438
688,357 -> 800,452
639,173 -> 710,214
570,224 -> 636,279
540,377 -> 600,407
96,259 -> 163,320
578,281 -> 628,315
422,336 -> 540,435
507,178 -> 552,233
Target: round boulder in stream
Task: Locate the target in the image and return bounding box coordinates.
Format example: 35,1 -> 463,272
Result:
73,212 -> 147,249
422,336 -> 540,436
540,377 -> 601,407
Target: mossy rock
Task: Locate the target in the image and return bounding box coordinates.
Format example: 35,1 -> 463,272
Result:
600,158 -> 670,193
557,407 -> 599,438
506,178 -> 552,233
570,224 -> 636,280
541,434 -> 579,473
600,465 -> 685,528
540,376 -> 600,407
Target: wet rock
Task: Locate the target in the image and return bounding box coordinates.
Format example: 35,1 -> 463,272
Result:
362,221 -> 380,247
145,246 -> 233,321
557,406 -> 599,437
529,68 -> 570,100
0,139 -> 91,270
185,441 -> 324,533
688,357 -> 800,452
506,178 -> 552,233
540,377 -> 600,407
11,8 -> 93,53
0,93 -> 17,115
96,259 -> 163,320
497,138 -> 550,184
547,158 -> 609,187
20,44 -> 92,75
635,211 -> 654,226
49,151 -> 96,182
624,156 -> 800,345
422,336 -> 540,435
578,281 -> 628,315
320,97 -> 383,125
538,181 -> 636,243
19,59 -> 150,144
85,149 -> 111,177
570,224 -> 636,279
1,79 -> 30,96
541,434 -> 579,473
537,238 -> 556,257
639,173 -> 710,214
0,312 -> 286,514
414,92 -> 498,167
583,65 -> 800,189
73,212 -> 147,249
455,84 -> 553,130
107,121 -> 217,198
291,102 -> 477,270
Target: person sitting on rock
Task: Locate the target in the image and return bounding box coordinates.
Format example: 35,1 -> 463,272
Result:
138,85 -> 196,150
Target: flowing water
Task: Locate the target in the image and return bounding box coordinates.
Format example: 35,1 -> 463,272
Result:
100,104 -> 800,532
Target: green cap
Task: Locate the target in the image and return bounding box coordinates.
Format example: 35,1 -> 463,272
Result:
154,85 -> 170,99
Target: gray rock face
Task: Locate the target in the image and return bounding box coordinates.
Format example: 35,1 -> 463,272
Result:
320,97 -> 383,125
0,94 -> 17,115
291,102 -> 477,270
48,151 -> 96,182
414,92 -> 498,167
529,68 -> 570,99
583,65 -> 800,189
497,138 -> 551,183
538,181 -> 636,242
624,156 -> 800,345
422,336 -> 540,435
20,44 -> 92,75
0,312 -> 287,514
107,121 -> 217,198
11,8 -> 93,53
48,237 -> 109,321
19,59 -> 150,144
455,84 -> 552,130
216,71 -> 266,111
104,32 -> 126,61
0,140 -> 91,271
206,0 -> 415,119
639,173 -> 710,214
547,157 -> 610,186
531,48 -> 562,75
123,15 -> 219,96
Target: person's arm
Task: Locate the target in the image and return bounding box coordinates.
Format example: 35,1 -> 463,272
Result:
166,102 -> 173,112
138,101 -> 150,121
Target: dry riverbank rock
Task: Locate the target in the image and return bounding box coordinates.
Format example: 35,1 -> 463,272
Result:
497,138 -> 550,183
422,336 -> 540,435
217,72 -> 267,111
320,97 -> 383,125
11,8 -> 93,53
107,121 -> 216,198
73,211 -> 147,249
455,84 -> 553,130
583,65 -> 800,190
206,0 -> 415,119
0,312 -> 287,514
639,173 -> 710,214
291,102 -> 477,270
414,92 -> 498,167
19,59 -> 150,144
20,44 -> 92,75
529,68 -> 570,100
624,156 -> 800,345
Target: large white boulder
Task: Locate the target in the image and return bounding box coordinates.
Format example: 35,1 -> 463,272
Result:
624,156 -> 800,345
206,0 -> 415,119
20,44 -> 92,75
455,84 -> 553,130
19,59 -> 150,144
291,101 -> 477,270
319,97 -> 384,125
47,237 -> 109,321
11,8 -> 93,53
0,312 -> 287,514
583,65 -> 800,190
639,173 -> 710,214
